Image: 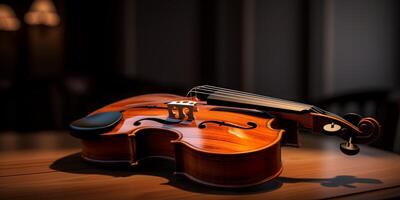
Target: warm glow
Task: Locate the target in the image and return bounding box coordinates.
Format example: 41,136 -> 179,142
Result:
0,4 -> 20,31
228,128 -> 249,139
24,0 -> 60,27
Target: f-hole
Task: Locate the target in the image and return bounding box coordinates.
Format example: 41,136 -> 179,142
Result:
134,129 -> 179,161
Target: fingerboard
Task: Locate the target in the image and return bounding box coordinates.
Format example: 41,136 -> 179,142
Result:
187,85 -> 325,114
207,93 -> 313,113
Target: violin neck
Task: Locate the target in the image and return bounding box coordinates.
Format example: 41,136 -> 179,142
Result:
187,85 -> 380,146
207,94 -> 313,113
188,85 -> 322,114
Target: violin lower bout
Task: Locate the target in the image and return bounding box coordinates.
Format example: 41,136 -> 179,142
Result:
173,141 -> 283,188
81,128 -> 283,188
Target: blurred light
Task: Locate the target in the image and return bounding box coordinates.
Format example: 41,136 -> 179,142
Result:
0,4 -> 20,31
25,0 -> 60,27
228,128 -> 248,139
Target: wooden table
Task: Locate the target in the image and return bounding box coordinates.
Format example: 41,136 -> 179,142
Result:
1,132 -> 399,199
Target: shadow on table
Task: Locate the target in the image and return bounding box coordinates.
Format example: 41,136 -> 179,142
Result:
278,176 -> 382,188
50,152 -> 382,195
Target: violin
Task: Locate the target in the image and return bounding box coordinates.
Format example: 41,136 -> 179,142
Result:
70,85 -> 380,188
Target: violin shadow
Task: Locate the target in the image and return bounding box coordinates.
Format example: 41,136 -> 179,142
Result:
276,176 -> 382,188
50,152 -> 382,195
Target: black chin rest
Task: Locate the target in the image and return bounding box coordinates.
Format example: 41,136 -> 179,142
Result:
70,112 -> 122,139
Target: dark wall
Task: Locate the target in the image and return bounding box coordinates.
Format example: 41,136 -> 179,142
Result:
0,0 -> 399,132
135,0 -> 201,86
64,1 -> 123,76
253,0 -> 307,100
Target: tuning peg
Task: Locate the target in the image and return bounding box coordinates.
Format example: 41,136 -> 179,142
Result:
343,113 -> 362,125
340,137 -> 360,156
322,122 -> 342,136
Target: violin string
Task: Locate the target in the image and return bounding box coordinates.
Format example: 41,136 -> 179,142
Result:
187,85 -> 312,111
201,85 -> 315,109
199,85 -> 312,108
189,86 -> 309,111
190,91 -> 308,111
193,85 -> 310,108
200,85 -> 292,101
193,85 -> 325,114
194,89 -> 308,111
197,85 -> 324,114
188,89 -> 310,112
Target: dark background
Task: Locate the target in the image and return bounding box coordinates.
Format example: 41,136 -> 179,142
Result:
0,0 -> 399,152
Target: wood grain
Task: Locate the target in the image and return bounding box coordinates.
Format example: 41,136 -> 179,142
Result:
1,132 -> 399,199
92,93 -> 283,153
73,93 -> 286,187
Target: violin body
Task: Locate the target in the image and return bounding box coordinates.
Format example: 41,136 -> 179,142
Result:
72,94 -> 284,187
70,86 -> 380,188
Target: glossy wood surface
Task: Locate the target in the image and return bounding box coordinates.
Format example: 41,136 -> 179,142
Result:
93,93 -> 283,153
1,132 -> 399,199
72,93 -> 285,187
